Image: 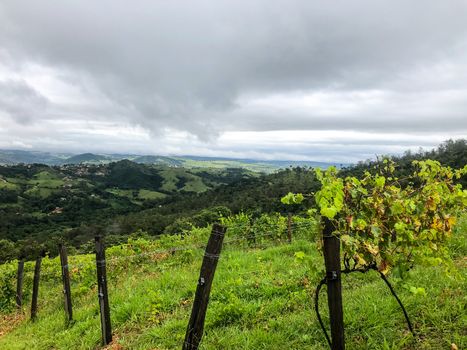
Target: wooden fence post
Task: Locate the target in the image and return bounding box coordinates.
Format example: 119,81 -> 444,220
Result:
322,217 -> 345,350
16,259 -> 24,309
31,256 -> 42,321
59,244 -> 73,323
183,224 -> 227,350
287,212 -> 292,243
95,235 -> 112,345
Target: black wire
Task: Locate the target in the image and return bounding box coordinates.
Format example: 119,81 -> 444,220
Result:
314,276 -> 332,348
340,266 -> 415,337
377,270 -> 415,336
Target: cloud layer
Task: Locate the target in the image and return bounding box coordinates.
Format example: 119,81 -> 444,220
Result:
0,1 -> 466,161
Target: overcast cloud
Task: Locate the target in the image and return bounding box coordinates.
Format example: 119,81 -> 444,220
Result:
0,0 -> 466,162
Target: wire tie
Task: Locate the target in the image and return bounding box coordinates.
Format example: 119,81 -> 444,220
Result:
326,271 -> 338,281
204,252 -> 220,260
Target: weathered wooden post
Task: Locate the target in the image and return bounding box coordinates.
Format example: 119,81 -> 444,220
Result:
59,244 -> 73,323
95,235 -> 112,345
31,256 -> 42,321
183,224 -> 227,350
322,217 -> 345,349
16,259 -> 25,309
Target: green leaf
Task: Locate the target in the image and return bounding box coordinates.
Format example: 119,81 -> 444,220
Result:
321,206 -> 337,219
281,192 -> 304,205
375,176 -> 386,188
390,202 -> 404,215
409,286 -> 427,297
355,218 -> 367,230
294,251 -> 306,261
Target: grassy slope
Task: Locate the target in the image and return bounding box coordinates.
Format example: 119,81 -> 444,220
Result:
176,158 -> 277,173
0,221 -> 465,350
22,171 -> 66,199
0,177 -> 18,190
158,168 -> 209,193
1,170 -> 67,199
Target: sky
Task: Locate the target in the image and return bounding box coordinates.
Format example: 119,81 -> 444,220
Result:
0,1 -> 466,163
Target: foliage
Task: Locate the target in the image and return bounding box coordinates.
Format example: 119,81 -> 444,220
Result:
280,192 -> 304,205
221,212 -> 292,245
314,160 -> 466,275
341,138 -> 467,187
0,240 -> 18,264
0,263 -> 17,312
220,212 -> 252,239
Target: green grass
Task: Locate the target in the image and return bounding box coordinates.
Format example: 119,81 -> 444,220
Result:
30,171 -> 65,189
106,189 -> 166,203
0,223 -> 465,350
3,177 -> 28,186
0,177 -> 18,190
105,168 -> 212,195
177,159 -> 277,173
138,189 -> 166,200
24,187 -> 60,198
106,188 -> 136,198
159,168 -> 210,193
16,171 -> 67,198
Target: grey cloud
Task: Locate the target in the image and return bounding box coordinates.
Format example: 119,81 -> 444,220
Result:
0,0 -> 466,153
0,79 -> 48,124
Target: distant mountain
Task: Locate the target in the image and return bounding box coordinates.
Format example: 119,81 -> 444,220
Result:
62,153 -> 109,164
133,155 -> 183,166
249,159 -> 343,168
178,155 -> 345,171
0,149 -> 346,171
0,150 -> 66,165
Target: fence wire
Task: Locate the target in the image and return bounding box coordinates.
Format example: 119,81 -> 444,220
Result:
11,220 -> 318,279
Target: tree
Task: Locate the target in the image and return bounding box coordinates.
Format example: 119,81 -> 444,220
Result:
0,239 -> 18,263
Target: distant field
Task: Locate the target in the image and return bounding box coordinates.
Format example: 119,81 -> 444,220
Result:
176,158 -> 278,172
106,188 -> 166,203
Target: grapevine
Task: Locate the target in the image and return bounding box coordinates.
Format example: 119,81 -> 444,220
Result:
284,159 -> 467,275
283,159 -> 466,345
316,159 -> 466,275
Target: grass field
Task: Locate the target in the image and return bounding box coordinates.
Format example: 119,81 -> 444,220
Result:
158,168 -> 210,193
176,158 -> 277,173
0,217 -> 465,350
138,189 -> 166,200
0,177 -> 19,190
106,189 -> 167,203
17,171 -> 66,199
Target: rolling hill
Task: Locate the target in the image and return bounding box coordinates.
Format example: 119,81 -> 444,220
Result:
62,153 -> 110,164
0,150 -> 345,172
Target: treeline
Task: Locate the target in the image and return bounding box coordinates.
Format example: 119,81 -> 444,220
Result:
341,139 -> 467,185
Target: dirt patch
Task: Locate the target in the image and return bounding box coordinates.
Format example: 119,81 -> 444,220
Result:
0,312 -> 25,338
454,256 -> 467,268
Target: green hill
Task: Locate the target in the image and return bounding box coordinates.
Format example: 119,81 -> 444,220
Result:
133,155 -> 183,166
0,161 -> 255,248
0,150 -> 65,165
0,149 -> 345,172
62,153 -> 110,164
